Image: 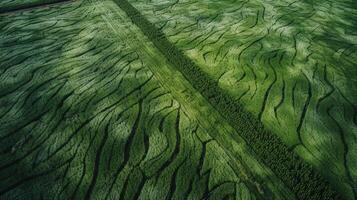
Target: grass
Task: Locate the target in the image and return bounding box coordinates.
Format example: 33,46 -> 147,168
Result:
0,0 -> 297,199
127,0 -> 357,199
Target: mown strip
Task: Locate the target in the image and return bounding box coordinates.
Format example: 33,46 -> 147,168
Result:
112,0 -> 340,199
0,0 -> 73,14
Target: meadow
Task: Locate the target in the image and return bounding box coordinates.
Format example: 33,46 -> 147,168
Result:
0,0 -> 295,199
0,0 -> 354,199
127,0 -> 357,199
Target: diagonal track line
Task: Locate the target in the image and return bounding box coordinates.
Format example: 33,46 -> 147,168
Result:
110,0 -> 340,199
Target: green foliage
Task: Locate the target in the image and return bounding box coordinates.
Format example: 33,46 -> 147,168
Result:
113,0 -> 340,199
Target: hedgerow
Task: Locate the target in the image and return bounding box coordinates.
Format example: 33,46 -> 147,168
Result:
113,0 -> 340,199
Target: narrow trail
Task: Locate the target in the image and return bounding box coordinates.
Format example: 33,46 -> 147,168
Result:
98,1 -> 294,198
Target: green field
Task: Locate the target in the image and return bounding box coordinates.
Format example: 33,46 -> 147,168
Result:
127,0 -> 357,199
0,0 -> 355,199
0,0 -> 294,199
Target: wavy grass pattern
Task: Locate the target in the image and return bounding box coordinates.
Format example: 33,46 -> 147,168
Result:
127,0 -> 357,199
0,0 -> 297,199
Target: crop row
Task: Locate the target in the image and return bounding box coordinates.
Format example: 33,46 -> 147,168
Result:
113,0 -> 340,199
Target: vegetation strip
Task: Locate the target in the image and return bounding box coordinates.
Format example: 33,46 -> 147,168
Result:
0,0 -> 74,14
112,0 -> 340,199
